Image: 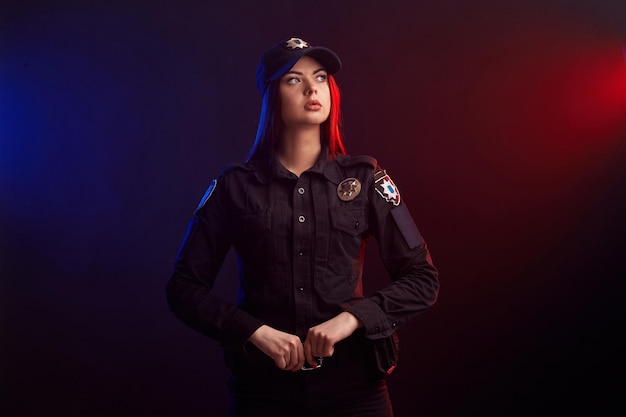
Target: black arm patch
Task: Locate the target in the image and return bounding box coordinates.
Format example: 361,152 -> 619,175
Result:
391,205 -> 424,249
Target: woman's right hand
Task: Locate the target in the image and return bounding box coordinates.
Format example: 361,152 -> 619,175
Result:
248,325 -> 305,371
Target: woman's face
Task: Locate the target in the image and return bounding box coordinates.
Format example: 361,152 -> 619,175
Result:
278,56 -> 331,128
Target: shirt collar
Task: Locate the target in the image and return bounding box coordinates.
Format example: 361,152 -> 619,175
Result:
251,153 -> 345,185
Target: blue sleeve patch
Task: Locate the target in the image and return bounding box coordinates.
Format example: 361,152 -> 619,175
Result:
195,179 -> 217,213
391,204 -> 424,249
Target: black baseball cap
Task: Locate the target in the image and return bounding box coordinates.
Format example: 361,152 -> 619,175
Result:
256,37 -> 342,94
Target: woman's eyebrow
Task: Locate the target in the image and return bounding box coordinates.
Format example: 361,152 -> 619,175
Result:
284,68 -> 326,76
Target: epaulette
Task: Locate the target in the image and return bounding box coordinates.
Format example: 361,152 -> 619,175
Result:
336,154 -> 377,168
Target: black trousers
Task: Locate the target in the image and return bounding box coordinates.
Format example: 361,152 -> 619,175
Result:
227,334 -> 394,417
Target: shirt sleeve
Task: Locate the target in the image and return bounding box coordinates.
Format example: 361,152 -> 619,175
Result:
346,165 -> 439,339
165,173 -> 264,351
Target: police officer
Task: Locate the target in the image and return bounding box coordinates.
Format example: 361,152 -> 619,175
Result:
167,37 -> 439,417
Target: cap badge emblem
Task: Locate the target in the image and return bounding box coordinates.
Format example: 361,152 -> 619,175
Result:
285,37 -> 309,50
337,178 -> 361,202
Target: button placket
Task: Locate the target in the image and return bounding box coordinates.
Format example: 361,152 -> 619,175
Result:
292,176 -> 313,331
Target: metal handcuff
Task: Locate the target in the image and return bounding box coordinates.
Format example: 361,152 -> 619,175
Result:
300,356 -> 324,371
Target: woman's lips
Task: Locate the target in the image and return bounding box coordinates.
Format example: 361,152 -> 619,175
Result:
305,100 -> 322,111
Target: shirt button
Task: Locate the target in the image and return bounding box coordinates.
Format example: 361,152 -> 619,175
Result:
298,187 -> 305,195
374,327 -> 380,333
299,287 -> 304,292
298,250 -> 304,256
391,322 -> 397,329
355,221 -> 359,229
298,215 -> 305,223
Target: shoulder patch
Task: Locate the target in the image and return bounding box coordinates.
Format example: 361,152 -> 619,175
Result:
195,179 -> 217,212
374,170 -> 401,206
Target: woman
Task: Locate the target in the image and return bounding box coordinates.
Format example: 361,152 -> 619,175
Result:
167,37 -> 439,417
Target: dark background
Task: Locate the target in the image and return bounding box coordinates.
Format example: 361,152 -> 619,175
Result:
1,1 -> 625,416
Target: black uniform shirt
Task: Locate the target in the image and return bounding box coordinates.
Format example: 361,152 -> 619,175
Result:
167,154 -> 439,353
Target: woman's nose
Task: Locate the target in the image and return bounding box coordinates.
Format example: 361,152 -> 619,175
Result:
304,83 -> 317,95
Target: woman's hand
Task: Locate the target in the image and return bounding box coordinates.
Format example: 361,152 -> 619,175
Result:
248,325 -> 305,371
303,312 -> 362,368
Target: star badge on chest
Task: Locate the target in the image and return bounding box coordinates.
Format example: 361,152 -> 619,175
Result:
337,178 -> 362,201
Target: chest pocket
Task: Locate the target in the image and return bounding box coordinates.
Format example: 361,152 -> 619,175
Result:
242,211 -> 270,233
236,210 -> 271,256
327,205 -> 369,277
329,205 -> 369,236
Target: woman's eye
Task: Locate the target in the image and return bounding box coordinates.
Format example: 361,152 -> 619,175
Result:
286,77 -> 300,85
316,74 -> 327,82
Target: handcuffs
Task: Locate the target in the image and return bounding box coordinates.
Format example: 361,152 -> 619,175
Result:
300,356 -> 324,371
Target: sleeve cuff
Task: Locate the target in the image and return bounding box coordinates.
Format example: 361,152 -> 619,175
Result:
221,309 -> 264,352
346,298 -> 397,340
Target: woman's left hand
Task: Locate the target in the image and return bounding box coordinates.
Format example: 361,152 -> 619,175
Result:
303,311 -> 362,368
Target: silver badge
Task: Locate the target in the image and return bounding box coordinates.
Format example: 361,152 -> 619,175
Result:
285,37 -> 309,49
337,178 -> 361,201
